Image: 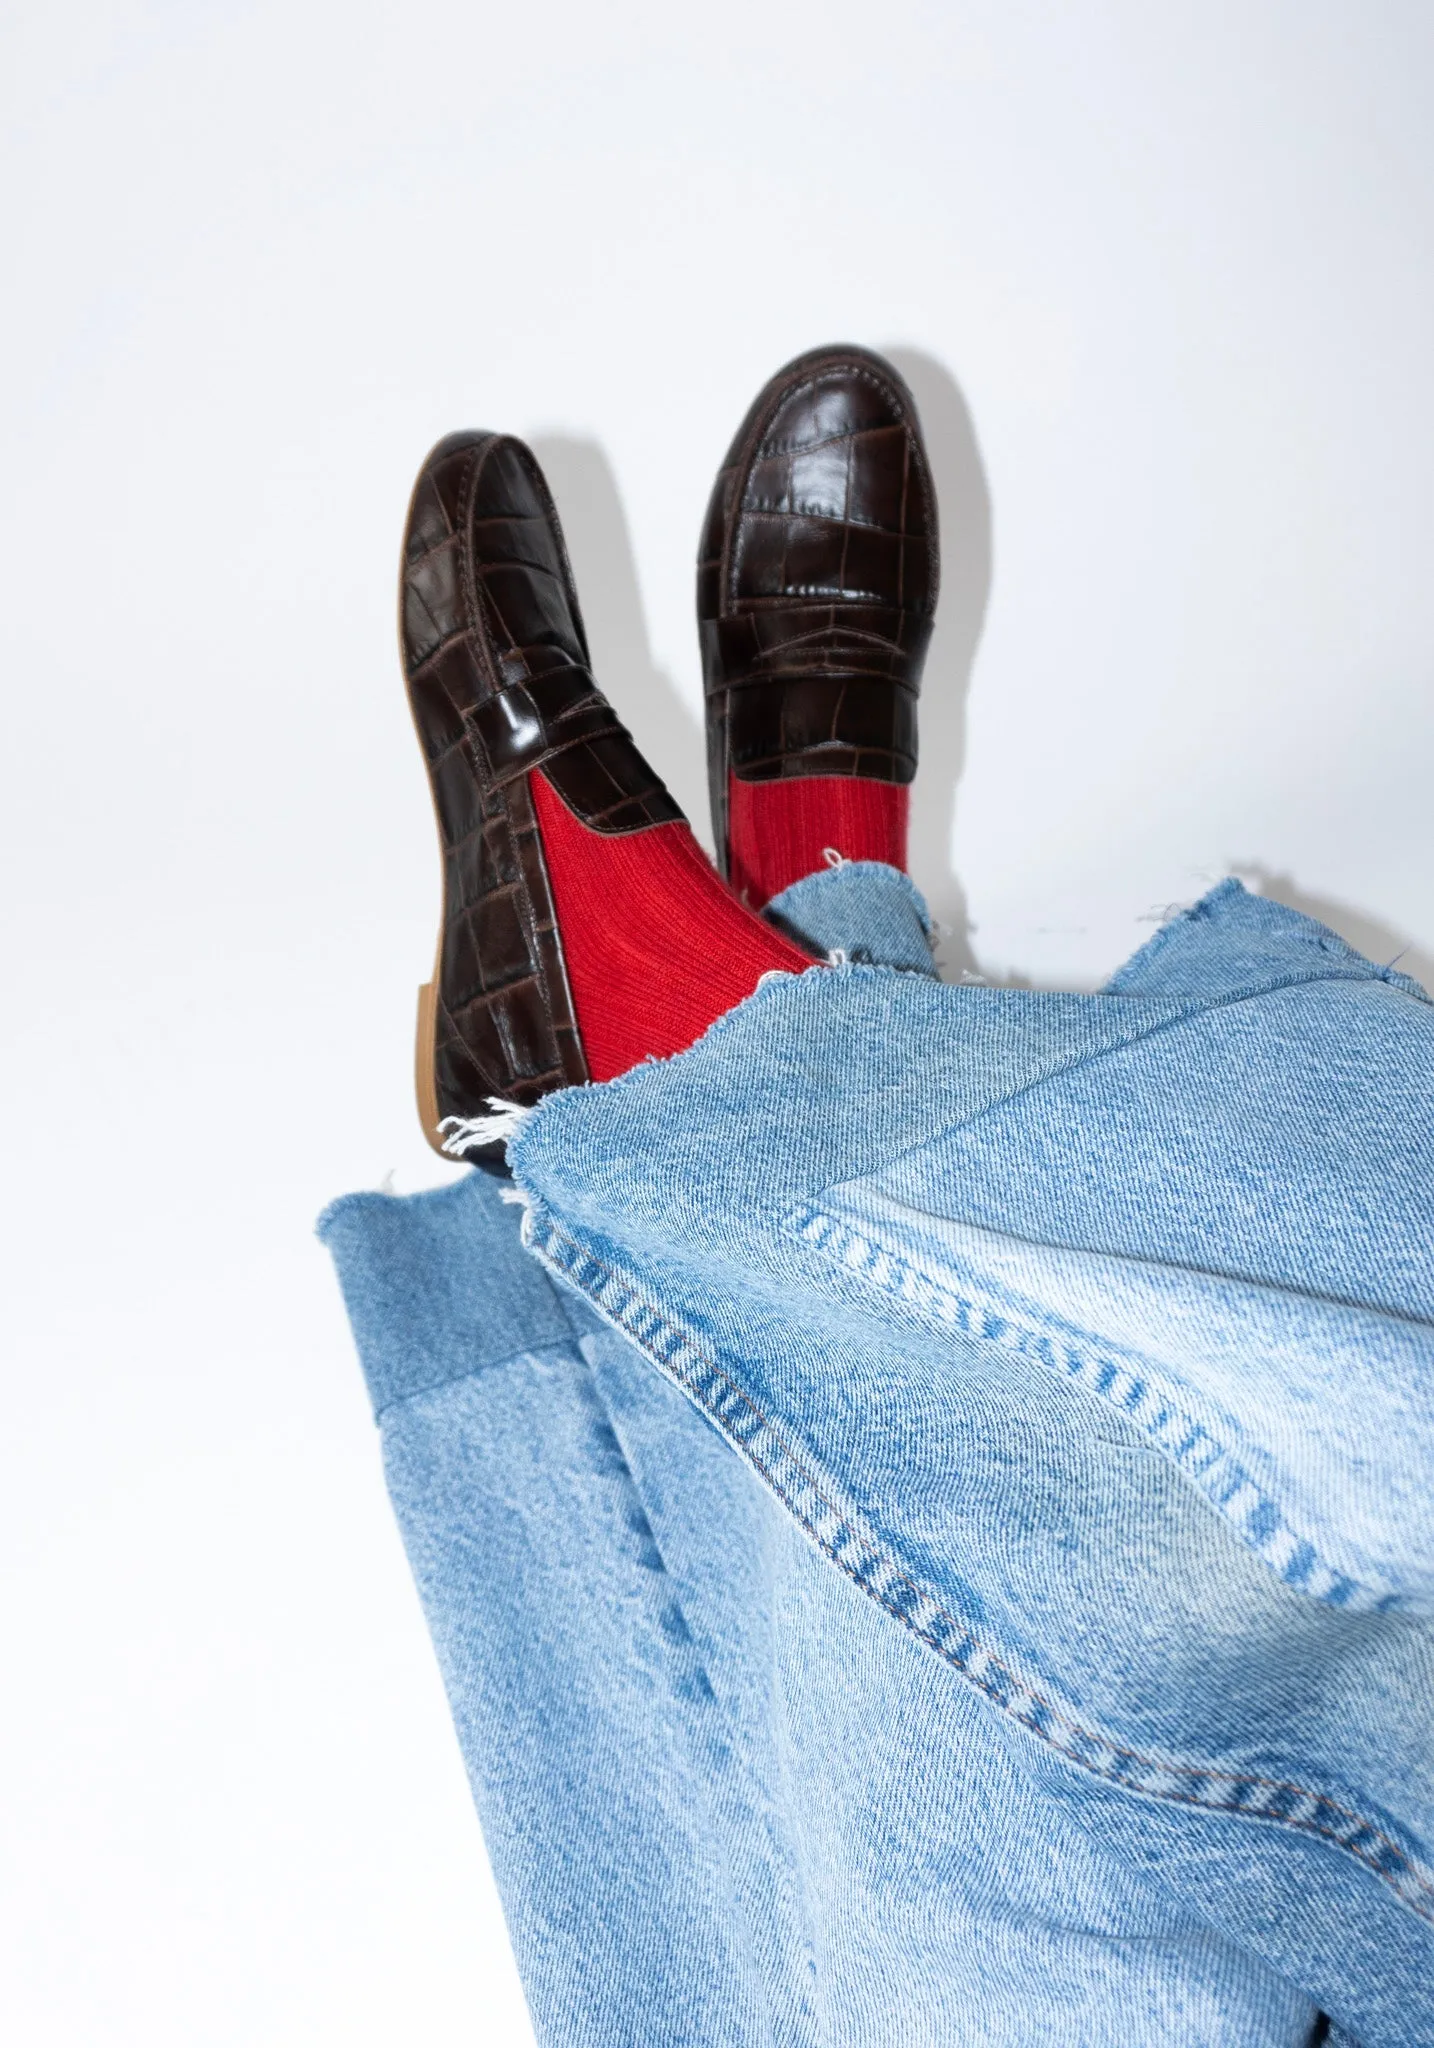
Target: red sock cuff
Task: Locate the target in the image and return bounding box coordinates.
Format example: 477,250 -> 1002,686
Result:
726,775 -> 909,908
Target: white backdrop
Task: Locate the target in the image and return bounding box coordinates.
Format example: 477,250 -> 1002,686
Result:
3,3 -> 1432,2041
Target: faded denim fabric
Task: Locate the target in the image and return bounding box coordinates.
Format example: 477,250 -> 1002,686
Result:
765,859 -> 936,971
322,870 -> 1431,2048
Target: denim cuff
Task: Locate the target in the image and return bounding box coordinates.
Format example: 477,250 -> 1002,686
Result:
318,1171 -> 603,1416
765,860 -> 936,974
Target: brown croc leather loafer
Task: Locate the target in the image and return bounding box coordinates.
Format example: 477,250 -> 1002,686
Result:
697,344 -> 940,878
401,430 -> 681,1155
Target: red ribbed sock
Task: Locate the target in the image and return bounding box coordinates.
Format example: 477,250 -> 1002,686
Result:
727,775 -> 909,909
530,771 -> 815,1083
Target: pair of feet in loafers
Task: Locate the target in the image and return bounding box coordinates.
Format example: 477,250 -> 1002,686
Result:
400,343 -> 939,1156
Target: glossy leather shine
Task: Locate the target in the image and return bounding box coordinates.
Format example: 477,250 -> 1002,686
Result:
401,431 -> 681,1145
698,345 -> 940,875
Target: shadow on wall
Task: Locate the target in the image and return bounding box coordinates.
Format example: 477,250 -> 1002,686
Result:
530,434 -> 711,846
1235,865 -> 1434,996
884,347 -> 993,982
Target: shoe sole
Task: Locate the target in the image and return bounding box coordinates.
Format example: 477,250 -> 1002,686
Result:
401,444 -> 471,1161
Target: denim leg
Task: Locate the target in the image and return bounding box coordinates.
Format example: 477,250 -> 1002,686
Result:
505,881 -> 1434,2043
320,1174 -> 808,2047
589,1323 -> 1319,2047
320,880 -> 1421,2041
322,1167 -> 1318,2046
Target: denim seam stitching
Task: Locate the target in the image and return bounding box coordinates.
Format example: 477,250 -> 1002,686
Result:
525,1209 -> 1434,1930
583,1353 -> 826,1993
510,953 -> 1427,1187
804,1193 -> 1434,1333
828,964 -> 1426,1189
784,1203 -> 1395,1615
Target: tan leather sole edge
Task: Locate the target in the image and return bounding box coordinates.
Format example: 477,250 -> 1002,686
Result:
414,976 -> 447,1158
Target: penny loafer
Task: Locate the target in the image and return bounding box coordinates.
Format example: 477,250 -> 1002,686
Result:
697,344 -> 940,877
401,430 -> 682,1154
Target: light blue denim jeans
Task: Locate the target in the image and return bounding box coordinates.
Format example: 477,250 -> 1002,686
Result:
320,869 -> 1434,2048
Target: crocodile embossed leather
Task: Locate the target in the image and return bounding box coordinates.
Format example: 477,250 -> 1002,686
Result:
697,345 -> 940,896
402,430 -> 812,1153
401,431 -> 683,1150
